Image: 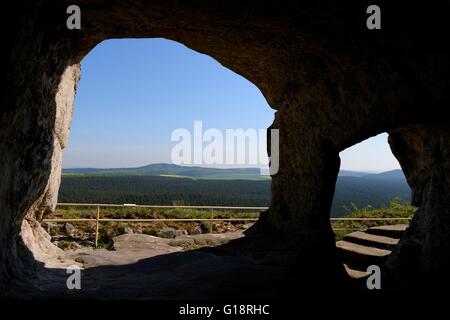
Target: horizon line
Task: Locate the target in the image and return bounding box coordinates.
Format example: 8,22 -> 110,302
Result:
62,162 -> 401,174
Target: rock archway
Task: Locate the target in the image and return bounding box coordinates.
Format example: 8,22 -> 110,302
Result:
1,0 -> 449,296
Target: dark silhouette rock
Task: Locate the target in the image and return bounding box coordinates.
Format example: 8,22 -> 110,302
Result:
386,125 -> 450,287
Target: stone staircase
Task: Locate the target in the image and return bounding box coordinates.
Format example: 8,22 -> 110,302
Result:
336,224 -> 409,279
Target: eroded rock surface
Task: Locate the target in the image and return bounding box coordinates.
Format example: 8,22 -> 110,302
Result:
387,126 -> 450,286
64,232 -> 244,268
31,231 -> 292,299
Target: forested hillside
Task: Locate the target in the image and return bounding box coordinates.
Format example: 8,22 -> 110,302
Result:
59,175 -> 271,207
59,166 -> 411,217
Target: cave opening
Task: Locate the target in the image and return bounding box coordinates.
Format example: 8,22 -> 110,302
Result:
23,38 -> 280,297
3,1 -> 449,299
335,132 -> 411,217
334,132 -> 414,280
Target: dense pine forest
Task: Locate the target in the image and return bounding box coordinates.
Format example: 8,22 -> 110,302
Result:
59,175 -> 270,207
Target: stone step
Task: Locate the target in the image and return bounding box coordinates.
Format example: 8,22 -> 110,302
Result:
336,240 -> 391,270
344,264 -> 369,279
343,231 -> 399,251
366,224 -> 409,238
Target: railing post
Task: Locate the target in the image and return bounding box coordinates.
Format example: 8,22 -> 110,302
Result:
209,209 -> 213,234
95,205 -> 100,248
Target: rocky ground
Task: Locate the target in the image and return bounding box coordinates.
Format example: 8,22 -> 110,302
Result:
19,221 -> 411,299
62,231 -> 245,268
43,220 -> 253,250
29,229 -> 294,299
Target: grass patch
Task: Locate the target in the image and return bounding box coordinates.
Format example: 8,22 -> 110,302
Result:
49,206 -> 260,220
332,198 -> 416,240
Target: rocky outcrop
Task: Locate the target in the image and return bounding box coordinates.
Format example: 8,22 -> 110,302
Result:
20,219 -> 65,265
24,64 -> 80,222
1,1 -> 449,296
386,125 -> 450,286
11,64 -> 81,289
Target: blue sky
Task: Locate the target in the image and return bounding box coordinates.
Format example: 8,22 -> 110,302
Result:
62,38 -> 400,172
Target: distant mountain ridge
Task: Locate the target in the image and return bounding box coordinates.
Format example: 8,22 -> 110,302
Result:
63,163 -> 395,180
338,170 -> 371,177
63,163 -> 266,180
362,169 -> 407,181
332,169 -> 409,216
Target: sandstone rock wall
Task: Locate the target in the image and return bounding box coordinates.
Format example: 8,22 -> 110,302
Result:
25,64 -> 80,222
387,125 -> 450,286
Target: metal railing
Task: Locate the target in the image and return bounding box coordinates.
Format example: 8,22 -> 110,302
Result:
43,203 -> 412,247
45,203 -> 265,247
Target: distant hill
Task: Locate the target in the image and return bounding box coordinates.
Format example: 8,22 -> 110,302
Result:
338,170 -> 371,177
64,164 -> 380,180
332,169 -> 410,216
60,165 -> 411,217
63,163 -> 268,180
361,169 -> 407,182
